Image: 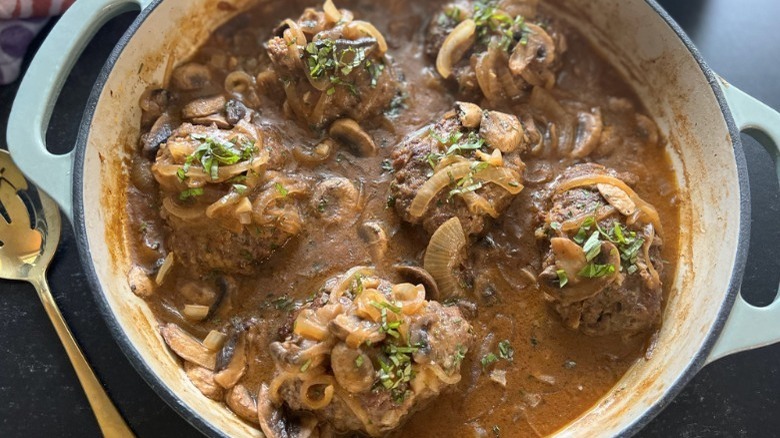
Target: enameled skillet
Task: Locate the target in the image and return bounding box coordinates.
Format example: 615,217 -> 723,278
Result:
7,0 -> 780,436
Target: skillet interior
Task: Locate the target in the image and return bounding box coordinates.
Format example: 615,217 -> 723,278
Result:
73,0 -> 745,436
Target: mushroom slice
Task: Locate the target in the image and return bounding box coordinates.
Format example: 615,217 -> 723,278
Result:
571,109 -> 603,158
394,264 -> 440,301
160,323 -> 216,369
456,101 -> 483,129
258,384 -> 290,438
508,23 -> 556,76
424,217 -> 467,299
311,177 -> 361,224
330,343 -> 374,393
171,62 -> 212,91
547,241 -> 623,304
182,95 -> 227,119
550,237 -> 586,283
127,265 -> 154,298
214,333 -> 247,389
141,113 -> 174,156
184,361 -> 224,400
597,183 -> 637,216
226,384 -> 259,424
192,113 -> 231,129
357,221 -> 387,261
479,110 -> 526,153
329,118 -> 377,157
436,19 -> 476,79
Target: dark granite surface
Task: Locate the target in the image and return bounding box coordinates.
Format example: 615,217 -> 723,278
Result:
1,1 -> 778,436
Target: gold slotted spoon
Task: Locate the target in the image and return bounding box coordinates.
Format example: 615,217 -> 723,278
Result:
0,149 -> 134,437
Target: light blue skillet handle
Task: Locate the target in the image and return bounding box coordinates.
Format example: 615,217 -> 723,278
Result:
6,0 -> 153,222
707,80 -> 780,364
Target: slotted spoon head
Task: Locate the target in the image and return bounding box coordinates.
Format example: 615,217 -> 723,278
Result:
0,149 -> 61,282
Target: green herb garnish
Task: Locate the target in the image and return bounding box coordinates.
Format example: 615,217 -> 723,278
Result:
274,182 -> 289,197
497,340 -> 514,361
556,269 -> 568,288
179,187 -> 204,200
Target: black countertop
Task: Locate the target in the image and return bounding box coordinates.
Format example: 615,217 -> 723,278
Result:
1,1 -> 779,436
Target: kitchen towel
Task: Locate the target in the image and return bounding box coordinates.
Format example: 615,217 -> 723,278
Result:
0,0 -> 75,85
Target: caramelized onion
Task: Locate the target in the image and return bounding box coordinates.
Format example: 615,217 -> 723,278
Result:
460,191 -> 499,218
424,217 -> 467,299
162,197 -> 206,220
556,174 -> 663,236
203,330 -> 228,351
409,161 -> 523,218
436,19 -> 476,79
183,304 -> 210,321
155,251 -> 175,285
344,20 -> 388,54
323,0 -> 342,23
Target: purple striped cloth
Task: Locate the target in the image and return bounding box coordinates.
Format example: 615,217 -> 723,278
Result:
0,0 -> 75,85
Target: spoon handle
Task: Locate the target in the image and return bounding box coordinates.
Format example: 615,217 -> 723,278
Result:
30,275 -> 135,438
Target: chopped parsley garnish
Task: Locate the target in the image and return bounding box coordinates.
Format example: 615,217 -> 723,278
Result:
568,216 -> 647,278
300,358 -> 312,372
556,269 -> 568,288
452,344 -> 467,368
179,187 -> 204,201
304,38 -> 384,95
578,262 -> 616,278
582,231 -> 602,262
355,355 -> 365,368
317,198 -> 328,213
274,182 -> 289,197
492,425 -> 501,437
375,306 -> 402,338
377,342 -> 419,403
381,159 -> 394,173
270,295 -> 295,311
350,273 -> 365,296
498,340 -> 514,361
481,352 -> 499,370
425,130 -> 486,169
232,183 -> 247,194
386,195 -> 396,209
178,134 -> 255,182
450,161 -> 490,198
472,0 -> 529,51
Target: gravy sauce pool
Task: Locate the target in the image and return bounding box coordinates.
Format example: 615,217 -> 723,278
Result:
125,0 -> 680,436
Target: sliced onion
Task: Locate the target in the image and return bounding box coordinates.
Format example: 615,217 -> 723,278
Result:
294,309 -> 330,341
203,330 -> 228,351
323,0 -> 342,23
641,225 -> 661,290
183,304 -> 210,321
436,19 -> 476,79
155,252 -> 175,285
162,197 -> 207,220
556,174 -> 663,236
424,217 -> 466,299
474,47 -> 504,103
344,20 -> 388,54
154,155 -> 268,184
460,191 -> 499,218
409,161 -> 523,218
206,191 -> 241,219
